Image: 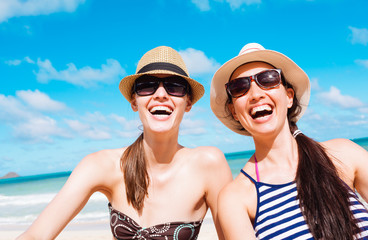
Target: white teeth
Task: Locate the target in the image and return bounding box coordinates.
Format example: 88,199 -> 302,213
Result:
150,106 -> 173,114
251,105 -> 272,115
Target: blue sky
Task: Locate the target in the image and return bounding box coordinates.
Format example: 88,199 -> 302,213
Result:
1,0 -> 368,176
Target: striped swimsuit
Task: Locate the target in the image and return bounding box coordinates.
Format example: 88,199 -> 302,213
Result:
241,169 -> 368,239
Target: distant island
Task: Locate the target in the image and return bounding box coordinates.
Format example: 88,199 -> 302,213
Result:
0,172 -> 20,179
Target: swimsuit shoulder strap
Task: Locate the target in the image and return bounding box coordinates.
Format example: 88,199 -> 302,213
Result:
254,155 -> 260,182
240,155 -> 260,184
240,169 -> 257,184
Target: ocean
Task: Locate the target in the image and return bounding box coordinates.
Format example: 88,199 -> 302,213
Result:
1,137 -> 367,229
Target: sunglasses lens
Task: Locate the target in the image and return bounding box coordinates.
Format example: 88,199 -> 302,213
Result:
227,78 -> 250,98
134,75 -> 189,97
164,77 -> 188,97
135,76 -> 159,96
226,69 -> 282,98
257,70 -> 281,88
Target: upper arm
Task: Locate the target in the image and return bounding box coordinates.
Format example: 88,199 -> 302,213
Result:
218,183 -> 256,240
198,147 -> 232,240
17,151 -> 114,240
324,139 -> 368,201
350,141 -> 368,201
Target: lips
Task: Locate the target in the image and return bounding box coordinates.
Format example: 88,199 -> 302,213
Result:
250,104 -> 273,119
149,105 -> 173,116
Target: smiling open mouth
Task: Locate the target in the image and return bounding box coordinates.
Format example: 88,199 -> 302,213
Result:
150,106 -> 173,116
250,105 -> 273,119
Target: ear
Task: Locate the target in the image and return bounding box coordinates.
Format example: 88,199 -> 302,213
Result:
131,95 -> 138,112
227,102 -> 239,121
286,88 -> 294,108
185,98 -> 192,112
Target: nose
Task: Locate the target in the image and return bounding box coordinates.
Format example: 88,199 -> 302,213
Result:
152,82 -> 169,100
247,81 -> 265,102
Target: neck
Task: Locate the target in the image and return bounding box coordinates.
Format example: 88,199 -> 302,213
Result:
142,129 -> 181,167
252,123 -> 298,168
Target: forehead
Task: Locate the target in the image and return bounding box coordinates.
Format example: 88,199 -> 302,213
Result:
231,62 -> 275,80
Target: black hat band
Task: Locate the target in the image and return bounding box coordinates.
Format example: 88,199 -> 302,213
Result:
137,62 -> 188,77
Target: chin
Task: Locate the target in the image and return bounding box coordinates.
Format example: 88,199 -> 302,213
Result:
149,123 -> 177,134
248,124 -> 279,137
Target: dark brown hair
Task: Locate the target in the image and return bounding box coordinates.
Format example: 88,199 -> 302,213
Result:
120,133 -> 148,211
225,74 -> 360,239
288,87 -> 359,239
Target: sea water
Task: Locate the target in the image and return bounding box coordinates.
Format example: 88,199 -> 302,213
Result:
0,137 -> 367,228
0,173 -> 110,228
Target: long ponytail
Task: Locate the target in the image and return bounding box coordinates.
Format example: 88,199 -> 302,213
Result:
288,91 -> 359,239
120,133 -> 149,211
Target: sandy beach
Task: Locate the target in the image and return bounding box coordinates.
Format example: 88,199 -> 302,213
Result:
0,213 -> 217,240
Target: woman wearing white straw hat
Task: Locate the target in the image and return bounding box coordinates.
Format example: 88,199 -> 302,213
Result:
18,46 -> 232,240
211,43 -> 368,240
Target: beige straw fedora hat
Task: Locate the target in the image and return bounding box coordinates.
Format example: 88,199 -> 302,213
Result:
119,46 -> 205,104
210,43 -> 310,136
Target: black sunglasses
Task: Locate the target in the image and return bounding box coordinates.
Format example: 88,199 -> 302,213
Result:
134,75 -> 190,97
225,69 -> 282,98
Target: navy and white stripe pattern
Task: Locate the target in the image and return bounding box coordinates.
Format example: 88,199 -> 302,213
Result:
241,170 -> 368,240
351,195 -> 368,239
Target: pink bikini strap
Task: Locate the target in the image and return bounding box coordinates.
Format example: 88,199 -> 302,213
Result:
254,155 -> 260,182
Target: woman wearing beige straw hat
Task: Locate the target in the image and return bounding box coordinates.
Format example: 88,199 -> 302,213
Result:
18,46 -> 232,240
211,43 -> 368,240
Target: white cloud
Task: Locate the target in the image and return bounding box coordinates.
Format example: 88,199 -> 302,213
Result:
355,59 -> 368,68
24,25 -> 32,35
348,118 -> 368,126
302,108 -> 322,121
65,119 -> 89,132
117,130 -> 141,139
14,116 -> 69,142
110,114 -> 141,131
225,0 -> 261,9
64,119 -> 111,140
0,0 -> 85,23
180,117 -> 206,135
310,78 -> 320,91
83,111 -> 107,123
0,94 -> 33,121
24,56 -> 35,64
16,89 -> 66,112
5,59 -> 22,66
191,0 -> 210,11
192,0 -> 260,11
4,56 -> 35,66
179,48 -> 220,75
349,26 -> 368,45
35,58 -> 125,87
317,86 -> 364,108
0,92 -> 118,142
0,92 -> 69,142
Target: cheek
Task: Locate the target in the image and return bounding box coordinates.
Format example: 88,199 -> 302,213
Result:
135,97 -> 149,107
232,98 -> 248,118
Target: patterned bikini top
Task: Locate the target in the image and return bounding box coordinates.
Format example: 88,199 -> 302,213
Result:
108,203 -> 203,240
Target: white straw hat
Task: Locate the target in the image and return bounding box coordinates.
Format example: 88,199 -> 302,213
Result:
210,43 -> 310,136
119,46 -> 204,105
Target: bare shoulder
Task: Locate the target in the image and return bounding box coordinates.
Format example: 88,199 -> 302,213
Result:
219,173 -> 256,212
70,147 -> 127,190
183,146 -> 232,193
218,172 -> 257,239
321,138 -> 367,163
187,146 -> 227,166
322,138 -> 359,151
321,138 -> 368,181
79,147 -> 125,171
